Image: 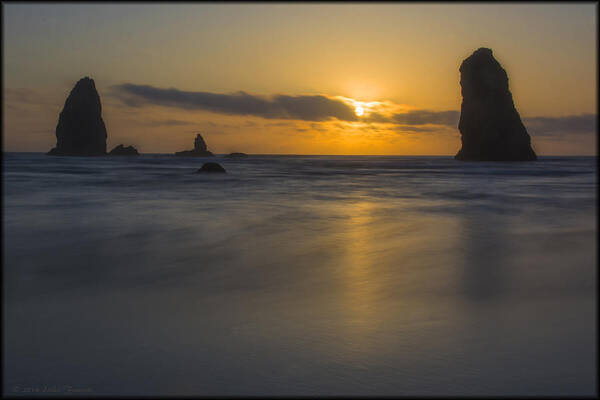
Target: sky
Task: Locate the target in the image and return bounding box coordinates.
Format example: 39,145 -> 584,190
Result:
3,3 -> 597,155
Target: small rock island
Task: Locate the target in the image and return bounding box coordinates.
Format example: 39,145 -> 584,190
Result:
197,162 -> 226,173
47,77 -> 108,156
175,133 -> 214,157
455,48 -> 537,161
225,152 -> 248,158
108,144 -> 139,156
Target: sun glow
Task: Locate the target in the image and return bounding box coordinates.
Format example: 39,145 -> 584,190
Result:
337,97 -> 387,118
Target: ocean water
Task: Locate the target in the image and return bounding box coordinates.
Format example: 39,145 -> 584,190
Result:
2,153 -> 597,396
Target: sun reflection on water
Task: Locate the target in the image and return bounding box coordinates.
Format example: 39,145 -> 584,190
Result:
334,200 -> 384,358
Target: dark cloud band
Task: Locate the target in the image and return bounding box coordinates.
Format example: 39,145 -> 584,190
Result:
111,83 -> 358,122
523,114 -> 597,137
392,110 -> 460,126
110,83 -> 596,137
112,83 -> 464,126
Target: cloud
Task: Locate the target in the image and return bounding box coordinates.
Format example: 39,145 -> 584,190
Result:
4,88 -> 59,107
392,124 -> 461,138
265,122 -> 295,127
109,83 -> 596,140
392,110 -> 460,126
523,114 -> 597,137
396,125 -> 447,133
111,83 -> 463,127
111,83 -> 358,122
389,112 -> 596,138
364,110 -> 459,126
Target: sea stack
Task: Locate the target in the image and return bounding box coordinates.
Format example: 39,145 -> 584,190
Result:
455,48 -> 536,161
197,162 -> 226,173
47,77 -> 107,156
225,152 -> 248,158
174,133 -> 214,157
108,144 -> 139,156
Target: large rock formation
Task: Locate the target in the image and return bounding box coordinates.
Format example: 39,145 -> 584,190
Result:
175,133 -> 214,157
108,144 -> 139,156
48,77 -> 107,156
455,48 -> 537,161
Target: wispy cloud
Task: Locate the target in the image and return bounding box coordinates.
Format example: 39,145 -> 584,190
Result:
111,83 -> 466,128
396,125 -> 450,133
392,110 -> 460,126
523,114 -> 597,137
4,88 -> 60,107
365,110 -> 459,126
111,83 -> 358,122
109,83 -> 596,140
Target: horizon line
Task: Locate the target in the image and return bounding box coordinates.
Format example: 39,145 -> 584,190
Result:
3,151 -> 596,157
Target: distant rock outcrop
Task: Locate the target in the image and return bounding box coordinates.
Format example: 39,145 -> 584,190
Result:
108,144 -> 139,156
47,77 -> 107,156
455,48 -> 537,161
224,152 -> 248,158
197,162 -> 226,173
175,133 -> 214,157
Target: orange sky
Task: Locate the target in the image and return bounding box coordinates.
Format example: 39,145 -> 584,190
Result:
3,3 -> 597,155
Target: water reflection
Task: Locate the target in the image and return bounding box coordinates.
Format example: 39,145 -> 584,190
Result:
461,215 -> 511,303
3,154 -> 596,395
340,201 -> 380,335
459,211 -> 509,304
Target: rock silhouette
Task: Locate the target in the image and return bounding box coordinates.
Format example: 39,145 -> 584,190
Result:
47,77 -> 107,156
108,144 -> 139,156
225,152 -> 248,158
455,48 -> 537,161
175,133 -> 214,157
197,162 -> 226,173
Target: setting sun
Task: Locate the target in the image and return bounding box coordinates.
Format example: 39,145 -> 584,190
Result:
355,105 -> 364,116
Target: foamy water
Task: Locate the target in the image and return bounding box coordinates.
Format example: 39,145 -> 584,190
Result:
3,153 -> 597,395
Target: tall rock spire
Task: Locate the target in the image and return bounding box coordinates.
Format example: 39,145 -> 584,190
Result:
48,77 -> 107,156
455,48 -> 537,161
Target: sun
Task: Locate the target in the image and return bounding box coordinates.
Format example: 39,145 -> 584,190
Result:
355,105 -> 364,116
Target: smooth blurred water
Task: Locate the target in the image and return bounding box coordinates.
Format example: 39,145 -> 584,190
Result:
3,153 -> 597,396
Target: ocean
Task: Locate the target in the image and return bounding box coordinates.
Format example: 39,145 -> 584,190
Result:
2,153 -> 597,396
